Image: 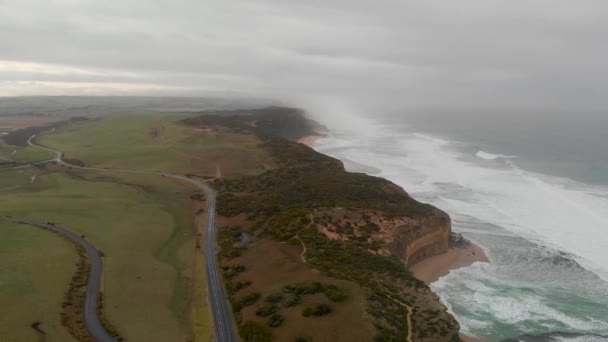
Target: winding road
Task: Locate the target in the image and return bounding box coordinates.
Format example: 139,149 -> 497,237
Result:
2,135 -> 238,341
1,217 -> 116,342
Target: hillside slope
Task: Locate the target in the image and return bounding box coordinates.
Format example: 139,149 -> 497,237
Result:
186,109 -> 461,341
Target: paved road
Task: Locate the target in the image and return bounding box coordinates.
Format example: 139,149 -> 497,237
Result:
0,217 -> 116,342
24,135 -> 239,342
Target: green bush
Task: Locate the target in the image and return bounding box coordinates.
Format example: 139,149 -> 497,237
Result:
227,280 -> 252,295
222,264 -> 246,279
302,304 -> 333,317
208,115 -> 454,340
267,314 -> 284,328
256,303 -> 278,317
294,337 -> 312,342
240,321 -> 272,342
282,282 -> 323,295
323,285 -> 348,302
233,292 -> 261,312
265,292 -> 284,303
302,307 -> 314,317
283,295 -> 302,307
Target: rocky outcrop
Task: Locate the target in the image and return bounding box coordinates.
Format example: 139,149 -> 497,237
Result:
314,206 -> 452,267
390,208 -> 452,266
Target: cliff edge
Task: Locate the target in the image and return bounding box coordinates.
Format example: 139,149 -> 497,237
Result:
185,108 -> 461,341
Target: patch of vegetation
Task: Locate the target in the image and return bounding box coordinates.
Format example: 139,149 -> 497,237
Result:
266,314 -> 284,328
182,106 -> 322,142
0,171 -> 205,341
190,193 -> 205,201
218,226 -> 246,259
240,321 -> 272,342
294,337 -> 312,342
233,292 -> 261,312
265,292 -> 284,304
282,281 -> 324,295
97,292 -> 123,341
226,280 -> 252,295
223,264 -> 246,279
302,304 -> 333,317
204,112 -> 461,340
40,114 -> 275,177
213,137 -> 433,223
322,284 -> 348,303
256,303 -> 278,317
280,281 -> 348,303
56,242 -> 120,341
1,118 -> 87,146
0,222 -> 76,341
63,158 -> 86,167
283,294 -> 302,307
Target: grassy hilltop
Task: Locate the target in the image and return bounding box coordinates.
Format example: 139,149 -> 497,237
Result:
0,107 -> 460,341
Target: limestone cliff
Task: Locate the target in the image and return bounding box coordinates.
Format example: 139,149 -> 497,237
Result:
315,206 -> 452,267
188,109 -> 463,341
390,208 -> 452,266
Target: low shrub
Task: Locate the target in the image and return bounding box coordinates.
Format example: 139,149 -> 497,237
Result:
233,292 -> 261,312
265,292 -> 284,304
256,303 -> 278,317
302,304 -> 333,317
267,314 -> 284,328
240,321 -> 272,342
283,295 -> 302,307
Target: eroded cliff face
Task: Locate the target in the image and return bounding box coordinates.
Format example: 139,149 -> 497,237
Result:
197,110 -> 462,340
316,207 -> 451,267
313,207 -> 460,341
390,208 -> 451,266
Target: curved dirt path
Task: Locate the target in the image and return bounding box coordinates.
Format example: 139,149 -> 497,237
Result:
1,217 -> 116,342
406,305 -> 413,342
26,135 -> 238,342
294,235 -> 307,262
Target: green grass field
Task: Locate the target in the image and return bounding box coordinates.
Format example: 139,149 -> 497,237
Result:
0,222 -> 77,342
39,114 -> 275,177
0,170 -> 35,190
10,146 -> 55,163
0,141 -> 55,164
0,170 -> 207,341
0,113 -> 280,341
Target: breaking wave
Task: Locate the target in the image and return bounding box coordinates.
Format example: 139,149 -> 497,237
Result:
313,123 -> 608,340
476,150 -> 518,160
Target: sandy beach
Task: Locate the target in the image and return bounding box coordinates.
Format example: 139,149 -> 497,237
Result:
297,134 -> 325,147
411,243 -> 489,342
410,242 -> 488,284
460,334 -> 484,342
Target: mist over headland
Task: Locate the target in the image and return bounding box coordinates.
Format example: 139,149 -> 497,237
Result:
3,0 -> 608,117
3,1 -> 608,341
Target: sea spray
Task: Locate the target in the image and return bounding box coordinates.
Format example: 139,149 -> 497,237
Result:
313,123 -> 608,341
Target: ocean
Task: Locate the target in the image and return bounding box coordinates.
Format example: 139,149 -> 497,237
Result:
311,110 -> 608,341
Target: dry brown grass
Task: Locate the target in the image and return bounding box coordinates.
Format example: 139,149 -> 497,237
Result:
224,238 -> 375,342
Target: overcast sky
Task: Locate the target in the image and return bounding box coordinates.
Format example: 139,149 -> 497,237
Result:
1,0 -> 608,113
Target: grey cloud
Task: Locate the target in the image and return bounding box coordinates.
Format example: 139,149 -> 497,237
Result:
1,0 -> 608,113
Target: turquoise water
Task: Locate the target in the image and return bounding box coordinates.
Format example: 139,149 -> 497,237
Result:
313,112 -> 608,341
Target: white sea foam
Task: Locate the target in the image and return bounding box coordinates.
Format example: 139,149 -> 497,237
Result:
476,150 -> 518,160
314,123 -> 608,338
317,128 -> 608,282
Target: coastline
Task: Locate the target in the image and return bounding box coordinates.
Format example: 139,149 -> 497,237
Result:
410,242 -> 488,284
296,134 -> 325,147
304,130 -> 488,340
411,242 -> 489,342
